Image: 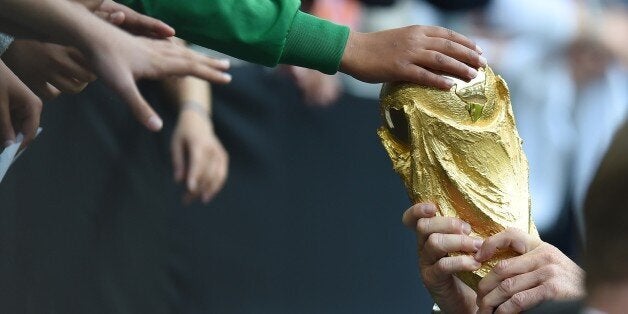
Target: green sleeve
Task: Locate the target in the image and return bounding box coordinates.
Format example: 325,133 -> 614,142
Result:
116,0 -> 350,74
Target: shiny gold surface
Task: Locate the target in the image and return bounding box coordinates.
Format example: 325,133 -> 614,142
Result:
378,67 -> 538,291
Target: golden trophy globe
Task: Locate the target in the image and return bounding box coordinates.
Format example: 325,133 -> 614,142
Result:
377,66 -> 538,290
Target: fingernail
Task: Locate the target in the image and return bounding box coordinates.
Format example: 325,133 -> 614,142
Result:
188,179 -> 197,191
222,73 -> 232,82
476,44 -> 484,54
473,239 -> 483,251
468,67 -> 478,79
218,59 -> 230,68
109,12 -> 124,22
444,78 -> 455,88
147,116 -> 163,131
421,204 -> 436,215
3,140 -> 15,148
462,223 -> 472,235
479,55 -> 488,67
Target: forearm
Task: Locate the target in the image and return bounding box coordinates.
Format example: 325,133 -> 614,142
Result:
164,77 -> 211,116
116,0 -> 349,73
0,0 -> 114,52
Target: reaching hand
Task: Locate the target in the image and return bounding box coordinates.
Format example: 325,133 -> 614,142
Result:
340,26 -> 486,89
0,61 -> 42,148
402,203 -> 481,314
475,228 -> 585,314
171,105 -> 228,204
2,40 -> 96,100
84,30 -> 232,132
94,0 -> 175,38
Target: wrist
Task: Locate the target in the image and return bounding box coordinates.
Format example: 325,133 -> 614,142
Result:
180,101 -> 210,118
339,30 -> 362,76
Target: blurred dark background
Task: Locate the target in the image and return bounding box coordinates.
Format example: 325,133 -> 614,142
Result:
1,0 -> 628,313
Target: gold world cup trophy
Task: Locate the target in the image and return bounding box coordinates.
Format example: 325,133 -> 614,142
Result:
377,66 -> 538,290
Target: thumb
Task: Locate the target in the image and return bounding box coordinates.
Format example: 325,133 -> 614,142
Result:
113,76 -> 162,132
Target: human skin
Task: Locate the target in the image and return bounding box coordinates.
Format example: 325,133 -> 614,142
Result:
70,0 -> 487,90
0,61 -> 42,148
340,26 -> 487,90
2,0 -> 175,100
2,40 -> 96,100
92,0 -> 175,38
0,0 -> 231,132
402,203 -> 585,313
475,228 -> 584,314
166,76 -> 228,204
402,203 -> 481,313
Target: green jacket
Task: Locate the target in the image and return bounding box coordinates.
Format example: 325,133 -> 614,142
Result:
117,0 -> 350,74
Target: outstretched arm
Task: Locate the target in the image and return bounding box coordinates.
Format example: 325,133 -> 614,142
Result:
115,0 -> 485,88
166,75 -> 229,204
0,0 -> 232,132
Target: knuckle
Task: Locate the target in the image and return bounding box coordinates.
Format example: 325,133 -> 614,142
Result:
542,281 -> 559,296
544,264 -> 561,277
444,39 -> 454,50
426,233 -> 441,249
510,292 -> 528,310
417,218 -> 430,234
407,25 -> 423,34
541,251 -> 557,264
468,49 -> 478,61
447,28 -> 455,38
407,68 -> 428,84
477,281 -> 490,296
494,259 -> 510,275
434,258 -> 450,272
543,244 -> 561,259
433,52 -> 446,65
498,277 -> 515,295
448,218 -> 458,231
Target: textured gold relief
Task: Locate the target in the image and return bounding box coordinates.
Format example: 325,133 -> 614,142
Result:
378,67 -> 538,291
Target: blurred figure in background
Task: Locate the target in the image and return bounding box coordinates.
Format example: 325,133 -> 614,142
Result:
529,123 -> 628,313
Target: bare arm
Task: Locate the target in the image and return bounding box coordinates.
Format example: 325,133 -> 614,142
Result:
165,76 -> 229,204
0,0 -> 231,132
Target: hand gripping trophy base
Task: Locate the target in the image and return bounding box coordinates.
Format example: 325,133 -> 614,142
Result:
377,66 -> 538,291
